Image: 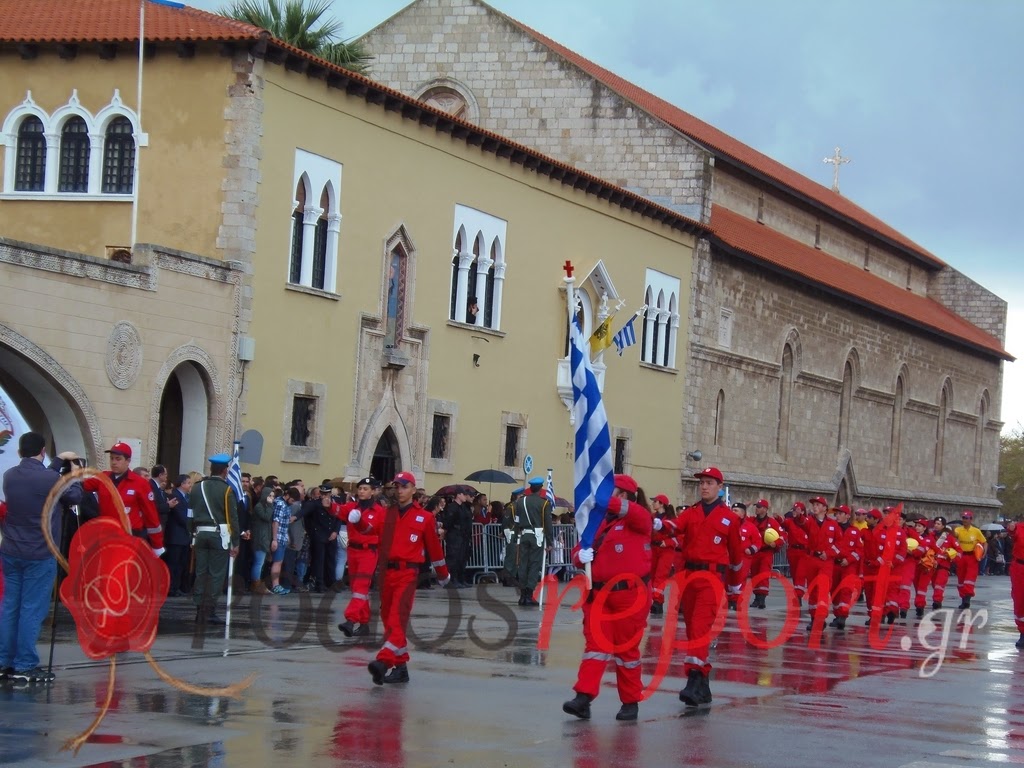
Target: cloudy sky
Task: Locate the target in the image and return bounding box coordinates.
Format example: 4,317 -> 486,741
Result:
195,0 -> 1023,432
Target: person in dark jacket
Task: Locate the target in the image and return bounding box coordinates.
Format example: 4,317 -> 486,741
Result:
164,474 -> 193,597
306,484 -> 340,592
249,483 -> 273,594
1,432 -> 82,683
442,489 -> 474,588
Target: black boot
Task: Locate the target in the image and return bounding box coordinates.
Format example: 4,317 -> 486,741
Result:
518,589 -> 528,606
650,602 -> 663,616
383,664 -> 410,684
958,597 -> 970,610
352,623 -> 370,637
1016,634 -> 1024,650
899,609 -> 908,619
885,612 -> 896,625
932,601 -> 942,610
521,589 -> 539,607
756,594 -> 767,609
698,672 -> 713,704
679,670 -> 705,707
368,660 -> 389,686
562,692 -> 592,719
915,606 -> 925,619
338,621 -> 355,637
834,616 -> 846,630
616,702 -> 639,721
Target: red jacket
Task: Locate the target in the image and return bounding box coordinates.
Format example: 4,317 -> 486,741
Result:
335,499 -> 385,548
356,502 -> 449,579
665,499 -> 743,567
572,498 -> 652,582
738,518 -> 760,557
799,514 -> 841,560
781,514 -> 810,550
835,522 -> 863,565
933,528 -> 961,568
863,524 -> 907,567
751,514 -> 783,554
651,510 -> 679,551
82,470 -> 164,553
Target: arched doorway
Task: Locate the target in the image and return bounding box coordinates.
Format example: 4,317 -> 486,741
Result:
370,426 -> 400,484
156,362 -> 209,478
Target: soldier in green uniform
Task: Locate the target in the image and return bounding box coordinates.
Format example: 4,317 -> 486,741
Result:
189,453 -> 240,624
514,478 -> 554,607
501,487 -> 524,587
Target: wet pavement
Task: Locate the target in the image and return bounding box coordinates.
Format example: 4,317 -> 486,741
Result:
1,574 -> 1021,767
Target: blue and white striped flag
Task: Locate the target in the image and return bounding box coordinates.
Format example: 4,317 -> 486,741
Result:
545,468 -> 555,504
570,313 -> 616,548
227,441 -> 244,502
612,315 -> 638,356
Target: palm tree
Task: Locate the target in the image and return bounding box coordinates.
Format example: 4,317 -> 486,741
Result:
220,0 -> 373,75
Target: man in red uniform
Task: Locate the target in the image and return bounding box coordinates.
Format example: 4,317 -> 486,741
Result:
781,502 -> 810,608
799,497 -> 841,632
726,502 -> 760,611
830,505 -> 862,629
649,493 -> 677,616
360,472 -> 449,685
910,518 -> 937,618
81,442 -> 164,556
658,466 -> 742,707
1005,519 -> 1024,648
897,514 -> 920,619
929,516 -> 960,609
336,477 -> 385,638
863,507 -> 906,624
749,499 -> 782,609
562,474 -> 652,721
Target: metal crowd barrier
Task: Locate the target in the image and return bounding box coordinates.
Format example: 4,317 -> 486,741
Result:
463,523 -> 580,582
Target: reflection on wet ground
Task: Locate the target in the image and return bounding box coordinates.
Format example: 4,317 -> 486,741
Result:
1,577 -> 1021,767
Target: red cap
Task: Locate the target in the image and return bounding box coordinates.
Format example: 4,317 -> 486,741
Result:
694,466 -> 724,483
869,508 -> 883,521
809,496 -> 828,506
652,494 -> 670,505
962,510 -> 973,518
392,471 -> 417,486
834,504 -> 851,515
614,474 -> 638,494
755,499 -> 770,509
792,502 -> 806,512
105,442 -> 132,459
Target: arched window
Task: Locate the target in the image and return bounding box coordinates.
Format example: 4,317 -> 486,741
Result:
777,344 -> 793,458
839,360 -> 853,449
102,116 -> 135,193
890,374 -> 905,474
312,186 -> 329,290
14,116 -> 45,191
974,394 -> 988,484
451,207 -> 506,329
935,380 -> 952,477
714,389 -> 725,447
384,244 -> 406,348
58,116 -> 90,192
641,288 -> 654,363
450,230 -> 462,321
289,180 -> 306,284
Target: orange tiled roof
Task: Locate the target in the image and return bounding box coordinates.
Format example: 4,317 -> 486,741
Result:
0,0 -> 264,44
709,205 -> 1011,361
495,8 -> 945,270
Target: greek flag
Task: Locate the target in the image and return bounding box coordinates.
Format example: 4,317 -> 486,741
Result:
612,315 -> 638,356
227,441 -> 244,502
570,313 -> 616,548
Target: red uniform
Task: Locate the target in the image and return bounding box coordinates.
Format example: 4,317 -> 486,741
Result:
664,499 -> 742,675
362,501 -> 448,667
749,513 -> 784,601
798,514 -> 841,625
336,498 -> 385,625
862,524 -> 906,620
911,531 -> 937,611
781,512 -> 810,604
650,511 -> 678,610
726,516 -> 760,608
1007,523 -> 1024,638
570,498 -> 652,705
82,470 -> 164,554
929,529 -> 961,607
897,525 -> 919,613
831,522 -> 863,619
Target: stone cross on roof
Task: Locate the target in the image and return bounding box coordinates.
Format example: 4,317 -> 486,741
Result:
823,146 -> 851,193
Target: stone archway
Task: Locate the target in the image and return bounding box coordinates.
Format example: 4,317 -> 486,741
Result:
370,426 -> 400,485
0,323 -> 101,462
149,344 -> 223,472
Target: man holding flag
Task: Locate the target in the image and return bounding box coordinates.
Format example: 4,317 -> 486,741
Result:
189,452 -> 239,625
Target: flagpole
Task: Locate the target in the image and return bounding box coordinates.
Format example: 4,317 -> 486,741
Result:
131,0 -> 144,249
563,266 -> 592,589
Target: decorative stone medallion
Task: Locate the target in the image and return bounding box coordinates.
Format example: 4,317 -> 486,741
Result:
106,321 -> 142,389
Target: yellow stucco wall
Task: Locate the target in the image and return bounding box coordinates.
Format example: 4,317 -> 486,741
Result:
244,66 -> 695,494
0,48 -> 232,259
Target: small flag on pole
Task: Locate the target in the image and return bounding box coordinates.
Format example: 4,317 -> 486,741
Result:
588,315 -> 615,358
227,441 -> 244,502
570,311 -> 616,549
612,313 -> 640,356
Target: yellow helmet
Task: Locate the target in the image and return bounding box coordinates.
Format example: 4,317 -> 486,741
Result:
763,528 -> 780,546
906,538 -> 919,551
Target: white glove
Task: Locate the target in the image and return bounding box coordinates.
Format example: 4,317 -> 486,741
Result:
652,518 -> 663,532
438,576 -> 450,588
348,509 -> 361,524
504,529 -> 513,543
578,547 -> 595,564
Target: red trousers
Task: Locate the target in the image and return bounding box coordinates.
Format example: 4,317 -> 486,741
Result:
863,563 -> 901,616
788,549 -> 808,601
930,566 -> 951,606
913,566 -> 934,609
344,550 -> 378,624
651,547 -> 675,606
727,558 -> 752,605
750,550 -> 775,596
831,563 -> 860,618
803,556 -> 833,621
679,572 -> 726,674
376,567 -> 417,666
573,586 -> 650,704
957,555 -> 979,598
1011,561 -> 1024,633
897,558 -> 916,611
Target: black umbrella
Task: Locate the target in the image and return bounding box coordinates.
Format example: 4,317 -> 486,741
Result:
464,468 -> 517,484
433,483 -> 479,498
